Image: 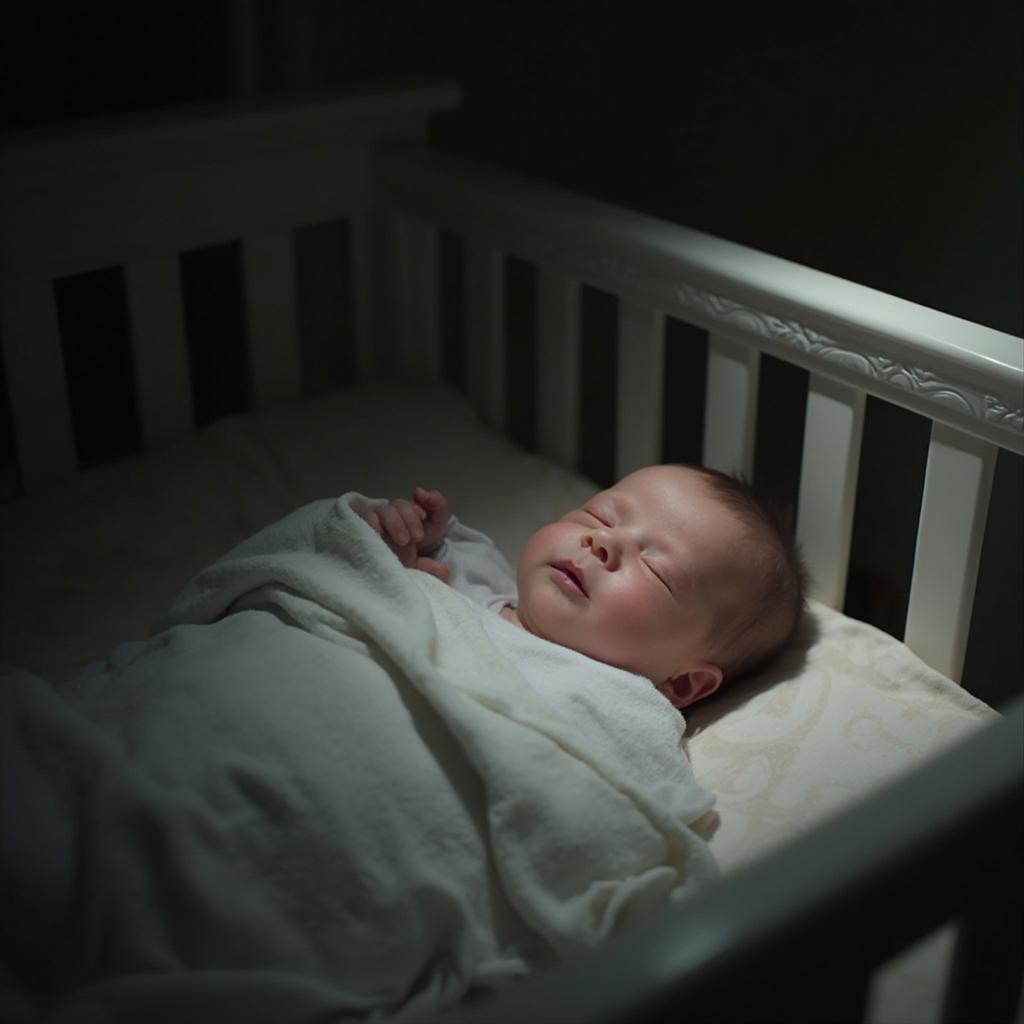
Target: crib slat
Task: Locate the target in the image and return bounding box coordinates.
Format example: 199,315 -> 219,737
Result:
796,375 -> 866,608
396,213 -> 441,381
0,279 -> 77,488
243,231 -> 302,409
349,211 -> 374,384
703,332 -> 759,477
465,239 -> 504,431
941,898 -> 1024,1024
124,256 -> 194,447
616,302 -> 665,478
536,267 -> 581,469
904,423 -> 997,681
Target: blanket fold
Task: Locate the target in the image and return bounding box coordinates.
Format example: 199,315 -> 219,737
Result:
1,493 -> 716,1022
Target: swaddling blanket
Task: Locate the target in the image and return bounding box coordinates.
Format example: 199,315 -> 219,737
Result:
1,493 -> 717,1023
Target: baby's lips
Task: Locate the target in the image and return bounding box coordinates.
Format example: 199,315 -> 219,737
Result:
572,564 -> 588,595
553,560 -> 588,596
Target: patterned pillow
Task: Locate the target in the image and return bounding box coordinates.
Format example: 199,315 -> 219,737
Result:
685,599 -> 997,873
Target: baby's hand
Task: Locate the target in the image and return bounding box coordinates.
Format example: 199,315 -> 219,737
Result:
413,487 -> 450,555
360,488 -> 451,582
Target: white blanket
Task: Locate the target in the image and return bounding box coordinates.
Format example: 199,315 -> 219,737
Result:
0,494 -> 717,1023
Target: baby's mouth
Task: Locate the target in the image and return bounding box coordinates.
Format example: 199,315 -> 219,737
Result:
552,561 -> 588,597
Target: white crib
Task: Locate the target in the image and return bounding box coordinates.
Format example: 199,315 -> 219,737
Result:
1,81 -> 1021,1023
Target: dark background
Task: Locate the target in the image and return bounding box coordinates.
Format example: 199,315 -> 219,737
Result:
2,0 -> 1021,335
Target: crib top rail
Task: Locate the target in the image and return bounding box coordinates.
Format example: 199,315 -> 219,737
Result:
376,143 -> 1023,456
0,79 -> 461,185
0,80 -> 462,284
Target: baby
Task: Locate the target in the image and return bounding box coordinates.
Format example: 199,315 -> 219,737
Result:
361,463 -> 807,709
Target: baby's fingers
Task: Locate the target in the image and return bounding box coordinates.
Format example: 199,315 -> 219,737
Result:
360,509 -> 382,534
414,487 -> 450,527
378,500 -> 424,547
414,556 -> 451,583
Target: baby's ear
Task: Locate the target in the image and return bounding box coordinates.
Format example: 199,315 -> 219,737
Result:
660,666 -> 723,709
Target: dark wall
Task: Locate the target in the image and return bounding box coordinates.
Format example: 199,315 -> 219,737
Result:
2,1 -> 1021,335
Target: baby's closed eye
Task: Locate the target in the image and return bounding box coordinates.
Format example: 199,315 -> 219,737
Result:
643,558 -> 673,594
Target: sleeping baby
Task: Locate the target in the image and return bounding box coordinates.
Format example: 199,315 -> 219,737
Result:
4,463 -> 785,1020
360,462 -> 808,709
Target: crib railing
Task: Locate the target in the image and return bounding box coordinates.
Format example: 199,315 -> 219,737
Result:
440,697 -> 1024,1024
0,82 -> 460,492
374,143 -> 1023,685
2,89 -> 1021,687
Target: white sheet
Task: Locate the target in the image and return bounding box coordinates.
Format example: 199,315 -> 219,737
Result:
1,491 -> 716,1022
0,384 -> 595,678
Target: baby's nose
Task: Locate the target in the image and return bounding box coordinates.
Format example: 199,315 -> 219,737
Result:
583,533 -> 618,568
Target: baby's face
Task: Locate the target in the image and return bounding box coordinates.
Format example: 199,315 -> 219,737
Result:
515,465 -> 749,696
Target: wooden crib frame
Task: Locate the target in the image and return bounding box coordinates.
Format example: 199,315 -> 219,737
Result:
2,81 -> 1021,1022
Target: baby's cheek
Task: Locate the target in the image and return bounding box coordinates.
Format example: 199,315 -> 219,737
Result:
597,592 -> 663,653
526,521 -> 571,549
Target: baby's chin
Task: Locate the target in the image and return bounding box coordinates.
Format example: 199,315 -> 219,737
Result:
515,601 -> 649,676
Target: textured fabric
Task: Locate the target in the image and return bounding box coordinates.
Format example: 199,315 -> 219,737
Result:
686,599 -> 997,872
433,515 -> 518,612
1,493 -> 717,1023
435,514 -> 714,826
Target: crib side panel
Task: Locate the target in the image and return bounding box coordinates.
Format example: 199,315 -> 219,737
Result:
374,144 -> 1021,455
0,85 -> 460,494
376,144 -> 1022,685
2,147 -> 362,494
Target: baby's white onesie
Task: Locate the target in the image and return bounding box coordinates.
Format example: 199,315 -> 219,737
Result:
430,517 -> 715,825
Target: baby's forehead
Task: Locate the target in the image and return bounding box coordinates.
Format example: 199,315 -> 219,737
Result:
615,466 -> 756,549
604,464 -> 715,502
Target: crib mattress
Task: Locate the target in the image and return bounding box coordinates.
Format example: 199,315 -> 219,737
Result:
0,382 -> 996,1022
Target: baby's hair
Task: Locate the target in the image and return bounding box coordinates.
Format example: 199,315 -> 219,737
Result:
691,466 -> 810,682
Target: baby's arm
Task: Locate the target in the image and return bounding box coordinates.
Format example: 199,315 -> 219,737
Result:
360,487 -> 452,582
